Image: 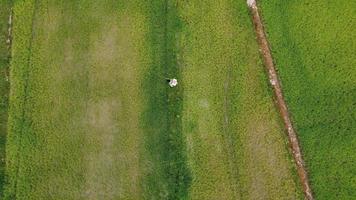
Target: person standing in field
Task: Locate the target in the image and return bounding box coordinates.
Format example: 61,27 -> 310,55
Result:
167,78 -> 178,87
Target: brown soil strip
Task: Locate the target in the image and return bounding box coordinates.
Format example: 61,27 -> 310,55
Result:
247,1 -> 314,200
6,8 -> 13,50
4,8 -> 13,83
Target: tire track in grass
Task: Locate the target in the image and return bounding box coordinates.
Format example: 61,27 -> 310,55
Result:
247,1 -> 313,199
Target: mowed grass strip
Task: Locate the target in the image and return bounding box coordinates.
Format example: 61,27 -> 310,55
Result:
260,0 -> 356,198
0,0 -> 12,196
179,0 -> 302,199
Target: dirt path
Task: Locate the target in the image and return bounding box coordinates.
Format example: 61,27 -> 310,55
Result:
6,9 -> 13,50
247,1 -> 314,199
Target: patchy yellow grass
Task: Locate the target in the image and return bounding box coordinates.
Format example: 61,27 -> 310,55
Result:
5,1 -> 150,199
83,12 -> 147,200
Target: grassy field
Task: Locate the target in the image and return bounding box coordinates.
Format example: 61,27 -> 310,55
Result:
0,0 -> 12,196
5,0 -> 192,199
5,0 -> 303,199
6,0 -> 153,199
260,0 -> 356,199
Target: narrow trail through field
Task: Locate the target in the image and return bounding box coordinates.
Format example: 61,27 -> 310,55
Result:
248,1 -> 313,199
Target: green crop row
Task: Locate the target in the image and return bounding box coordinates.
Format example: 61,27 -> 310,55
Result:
0,0 -> 12,197
260,0 -> 356,199
140,1 -> 192,199
4,0 -> 36,199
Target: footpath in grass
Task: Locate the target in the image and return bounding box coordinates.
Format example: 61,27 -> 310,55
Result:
179,0 -> 302,199
260,0 -> 356,199
0,0 -> 12,197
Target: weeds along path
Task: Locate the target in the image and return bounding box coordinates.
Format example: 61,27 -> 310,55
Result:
247,1 -> 313,199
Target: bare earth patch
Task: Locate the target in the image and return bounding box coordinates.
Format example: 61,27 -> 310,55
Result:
83,11 -> 146,200
85,99 -> 120,199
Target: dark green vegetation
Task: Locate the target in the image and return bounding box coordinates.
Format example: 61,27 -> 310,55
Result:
5,0 -> 304,199
0,0 -> 12,196
141,1 -> 191,199
260,0 -> 356,199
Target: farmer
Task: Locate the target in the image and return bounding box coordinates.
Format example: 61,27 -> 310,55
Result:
166,78 -> 178,87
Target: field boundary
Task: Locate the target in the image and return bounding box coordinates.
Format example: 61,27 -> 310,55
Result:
9,1 -> 39,198
247,1 -> 314,199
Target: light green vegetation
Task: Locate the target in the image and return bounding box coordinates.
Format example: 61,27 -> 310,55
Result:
179,0 -> 301,199
6,0 -> 192,199
260,0 -> 356,199
6,0 -> 303,199
6,0 -> 154,199
0,0 -> 12,196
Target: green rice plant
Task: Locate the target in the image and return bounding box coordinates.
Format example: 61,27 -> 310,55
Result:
4,0 -> 191,199
4,0 -> 36,198
5,0 -> 306,199
178,0 -> 302,199
260,0 -> 356,199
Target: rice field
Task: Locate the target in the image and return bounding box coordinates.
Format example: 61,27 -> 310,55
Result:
260,0 -> 356,199
1,0 -> 354,199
